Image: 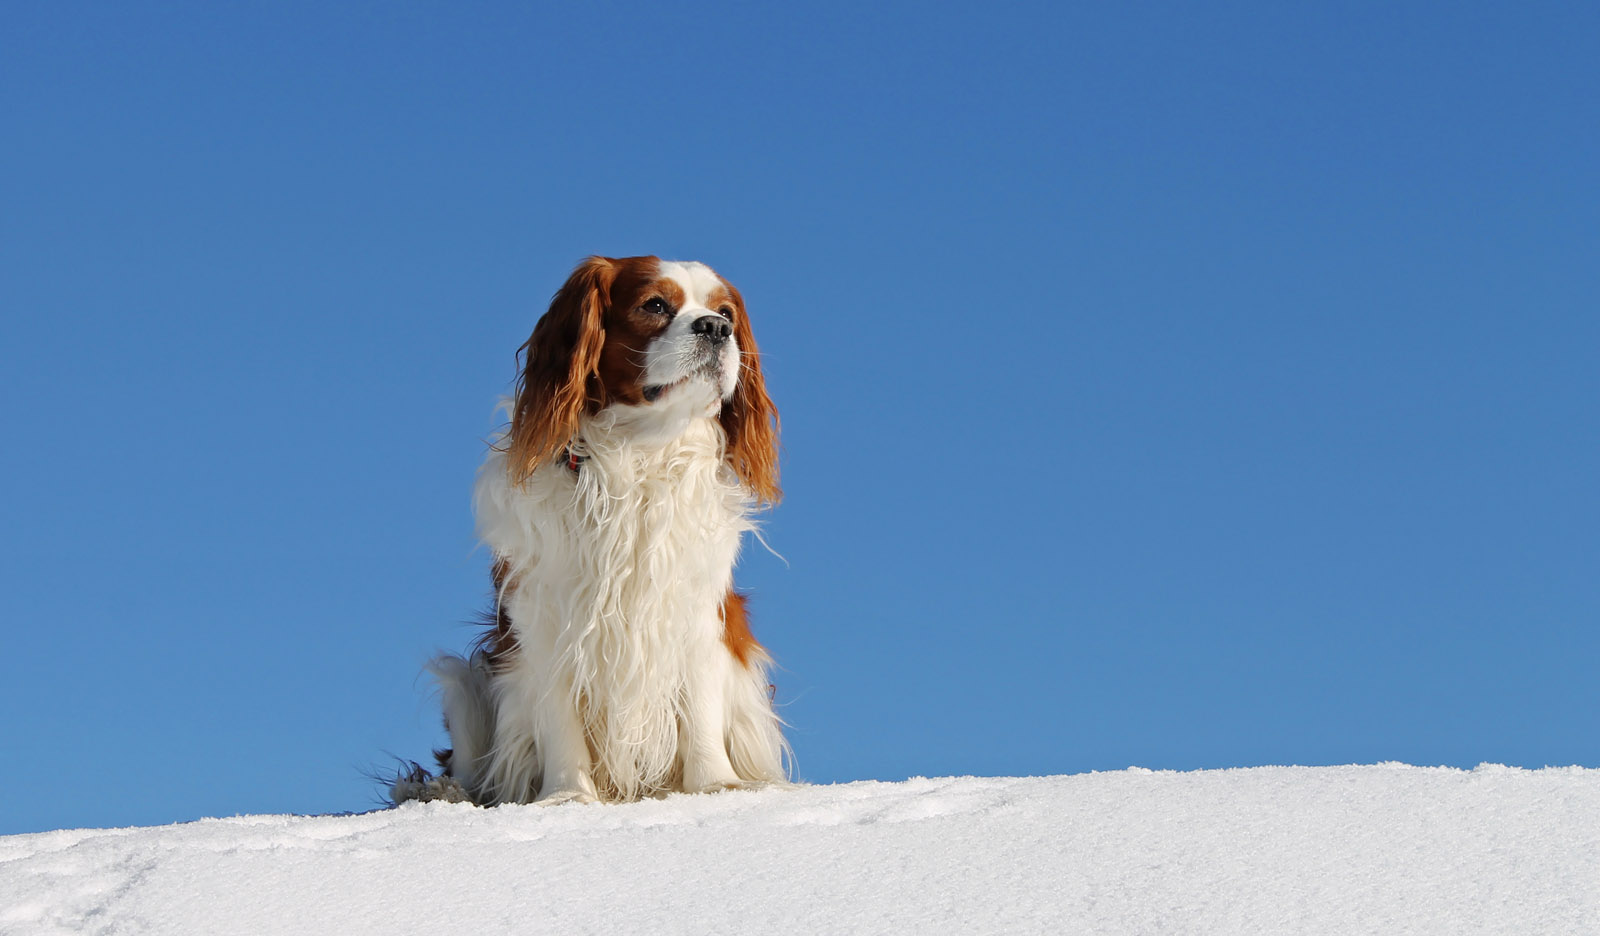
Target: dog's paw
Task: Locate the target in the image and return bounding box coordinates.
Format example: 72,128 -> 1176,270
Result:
687,778 -> 778,795
534,788 -> 598,806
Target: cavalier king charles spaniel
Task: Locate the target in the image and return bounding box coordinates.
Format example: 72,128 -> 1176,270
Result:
393,256 -> 789,806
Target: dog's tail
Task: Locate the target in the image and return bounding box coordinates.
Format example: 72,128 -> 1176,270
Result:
390,652 -> 498,806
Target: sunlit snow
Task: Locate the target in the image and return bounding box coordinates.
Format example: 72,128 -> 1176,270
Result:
4,765 -> 1596,934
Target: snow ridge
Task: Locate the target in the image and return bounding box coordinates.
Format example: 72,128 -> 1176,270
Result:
3,765 -> 1597,934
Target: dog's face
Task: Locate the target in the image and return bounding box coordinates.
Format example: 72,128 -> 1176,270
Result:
597,258 -> 745,408
507,256 -> 780,503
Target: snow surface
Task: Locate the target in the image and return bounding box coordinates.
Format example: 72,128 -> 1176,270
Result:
3,764 -> 1597,935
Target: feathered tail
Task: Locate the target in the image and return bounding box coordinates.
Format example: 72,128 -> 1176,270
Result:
390,652 -> 499,805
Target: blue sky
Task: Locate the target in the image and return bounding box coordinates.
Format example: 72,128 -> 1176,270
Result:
2,1 -> 1596,835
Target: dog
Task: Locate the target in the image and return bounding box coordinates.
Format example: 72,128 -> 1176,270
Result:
393,256 -> 789,806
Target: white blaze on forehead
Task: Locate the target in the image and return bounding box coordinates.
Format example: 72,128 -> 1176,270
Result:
658,260 -> 725,311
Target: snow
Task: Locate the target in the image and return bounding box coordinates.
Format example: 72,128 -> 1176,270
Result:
3,765 -> 1597,935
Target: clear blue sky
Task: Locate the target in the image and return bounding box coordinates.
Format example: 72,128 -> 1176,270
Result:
2,1 -> 1596,835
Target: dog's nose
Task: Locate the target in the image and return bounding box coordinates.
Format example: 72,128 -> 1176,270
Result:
691,315 -> 733,342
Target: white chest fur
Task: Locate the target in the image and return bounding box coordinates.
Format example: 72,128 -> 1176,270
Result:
469,405 -> 769,801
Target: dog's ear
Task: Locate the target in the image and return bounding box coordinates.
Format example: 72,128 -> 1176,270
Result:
507,257 -> 613,485
718,283 -> 781,505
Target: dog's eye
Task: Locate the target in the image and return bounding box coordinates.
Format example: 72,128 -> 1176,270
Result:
641,297 -> 670,316
717,306 -> 734,320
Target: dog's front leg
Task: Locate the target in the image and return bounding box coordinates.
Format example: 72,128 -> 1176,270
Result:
532,670 -> 599,805
678,644 -> 743,793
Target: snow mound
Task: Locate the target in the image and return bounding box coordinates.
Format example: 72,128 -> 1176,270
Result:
3,765 -> 1597,934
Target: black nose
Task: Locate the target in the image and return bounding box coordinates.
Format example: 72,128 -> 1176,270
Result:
691,314 -> 733,342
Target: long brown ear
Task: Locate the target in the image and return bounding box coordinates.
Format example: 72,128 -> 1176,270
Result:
506,257 -> 613,484
719,283 -> 781,505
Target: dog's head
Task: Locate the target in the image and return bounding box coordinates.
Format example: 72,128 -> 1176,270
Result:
507,256 -> 779,503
